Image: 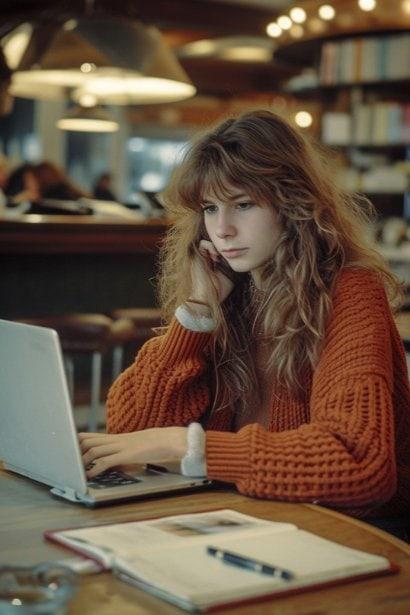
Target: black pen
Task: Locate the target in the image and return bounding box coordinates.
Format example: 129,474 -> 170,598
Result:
206,546 -> 294,581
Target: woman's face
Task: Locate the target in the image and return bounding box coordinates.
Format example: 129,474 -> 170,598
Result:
201,186 -> 281,287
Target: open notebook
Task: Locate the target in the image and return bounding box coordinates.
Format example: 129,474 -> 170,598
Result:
0,319 -> 210,505
46,509 -> 398,612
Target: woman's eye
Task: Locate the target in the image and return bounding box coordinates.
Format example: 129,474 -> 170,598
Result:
202,205 -> 218,214
236,202 -> 254,210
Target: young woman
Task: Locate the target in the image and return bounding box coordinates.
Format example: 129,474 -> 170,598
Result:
80,110 -> 410,521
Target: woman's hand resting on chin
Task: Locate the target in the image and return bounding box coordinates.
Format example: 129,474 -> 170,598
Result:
189,240 -> 234,305
79,427 -> 188,479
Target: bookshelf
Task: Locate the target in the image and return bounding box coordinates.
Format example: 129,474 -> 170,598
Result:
277,31 -> 410,219
318,34 -> 410,86
275,23 -> 410,276
287,79 -> 410,99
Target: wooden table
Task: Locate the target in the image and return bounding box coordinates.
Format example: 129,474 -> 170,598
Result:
1,468 -> 409,614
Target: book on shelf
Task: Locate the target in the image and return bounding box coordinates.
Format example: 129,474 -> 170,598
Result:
404,103 -> 410,144
353,38 -> 363,84
387,33 -> 410,81
338,39 -> 356,84
377,36 -> 388,82
319,34 -> 410,85
350,100 -> 408,146
45,509 -> 398,613
352,103 -> 372,145
321,112 -> 351,145
359,37 -> 379,83
320,41 -> 338,86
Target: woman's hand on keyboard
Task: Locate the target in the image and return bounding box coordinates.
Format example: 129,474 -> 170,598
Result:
78,427 -> 188,479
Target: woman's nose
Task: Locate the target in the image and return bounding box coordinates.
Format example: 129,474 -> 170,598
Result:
215,212 -> 236,238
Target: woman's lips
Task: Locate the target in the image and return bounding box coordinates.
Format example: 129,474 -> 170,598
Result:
221,248 -> 249,258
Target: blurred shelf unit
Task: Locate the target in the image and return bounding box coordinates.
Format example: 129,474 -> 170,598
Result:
378,243 -> 410,262
319,33 -> 410,88
377,241 -> 410,291
321,101 -> 410,148
280,30 -> 410,220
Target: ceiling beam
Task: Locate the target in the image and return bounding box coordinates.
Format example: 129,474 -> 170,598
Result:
0,0 -> 280,36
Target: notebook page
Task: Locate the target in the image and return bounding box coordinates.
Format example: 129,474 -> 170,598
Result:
114,528 -> 390,607
54,509 -> 295,562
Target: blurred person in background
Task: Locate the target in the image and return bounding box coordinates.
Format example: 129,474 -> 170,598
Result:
93,172 -> 117,201
35,161 -> 89,201
4,163 -> 41,210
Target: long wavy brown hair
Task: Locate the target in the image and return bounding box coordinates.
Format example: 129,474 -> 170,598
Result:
159,110 -> 403,417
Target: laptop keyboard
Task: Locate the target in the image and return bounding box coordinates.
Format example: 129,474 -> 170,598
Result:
88,470 -> 142,489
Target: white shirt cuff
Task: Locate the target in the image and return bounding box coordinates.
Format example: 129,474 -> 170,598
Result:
180,423 -> 207,477
175,304 -> 216,333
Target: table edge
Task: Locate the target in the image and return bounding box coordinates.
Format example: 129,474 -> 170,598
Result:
303,503 -> 410,554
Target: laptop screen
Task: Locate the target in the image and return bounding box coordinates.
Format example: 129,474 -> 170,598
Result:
0,319 -> 88,494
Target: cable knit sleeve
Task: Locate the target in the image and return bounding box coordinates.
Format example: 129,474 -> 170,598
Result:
106,318 -> 213,433
205,270 -> 398,509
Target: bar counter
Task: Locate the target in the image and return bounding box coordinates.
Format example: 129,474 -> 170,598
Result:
0,214 -> 168,254
0,215 -> 168,319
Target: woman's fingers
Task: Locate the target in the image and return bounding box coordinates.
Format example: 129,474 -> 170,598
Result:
79,434 -> 117,453
82,443 -> 120,466
81,427 -> 187,477
85,453 -> 123,478
190,244 -> 234,303
80,432 -> 143,474
198,239 -> 219,263
78,432 -> 108,446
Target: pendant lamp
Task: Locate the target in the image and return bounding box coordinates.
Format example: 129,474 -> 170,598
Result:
5,18 -> 196,104
56,104 -> 119,132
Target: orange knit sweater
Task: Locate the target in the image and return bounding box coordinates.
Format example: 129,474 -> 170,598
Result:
107,269 -> 410,517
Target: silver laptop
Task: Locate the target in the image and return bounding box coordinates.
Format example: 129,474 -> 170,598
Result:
0,319 -> 210,506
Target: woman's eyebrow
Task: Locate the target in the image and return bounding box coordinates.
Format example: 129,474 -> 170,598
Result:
230,193 -> 249,201
201,193 -> 249,206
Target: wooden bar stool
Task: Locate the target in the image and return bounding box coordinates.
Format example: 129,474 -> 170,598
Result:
107,317 -> 139,381
17,314 -> 113,432
110,308 -> 163,377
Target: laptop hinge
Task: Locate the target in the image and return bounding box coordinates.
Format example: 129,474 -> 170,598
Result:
50,486 -> 94,504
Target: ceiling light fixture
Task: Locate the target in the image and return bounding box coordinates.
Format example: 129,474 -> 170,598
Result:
266,22 -> 282,38
6,18 -> 196,104
289,7 -> 307,24
2,23 -> 33,69
295,111 -> 313,128
277,16 -> 293,30
358,0 -> 377,11
76,92 -> 98,108
56,105 -> 119,132
318,4 -> 336,20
